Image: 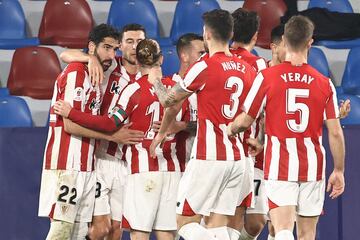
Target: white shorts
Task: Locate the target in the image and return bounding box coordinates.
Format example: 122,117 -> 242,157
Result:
246,168 -> 268,215
93,155 -> 127,221
123,171 -> 181,232
38,169 -> 96,223
177,159 -> 245,217
265,179 -> 325,217
238,157 -> 255,208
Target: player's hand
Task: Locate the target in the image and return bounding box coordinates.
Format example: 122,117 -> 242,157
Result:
110,123 -> 144,145
148,65 -> 163,85
339,99 -> 351,119
227,122 -> 236,137
88,55 -> 104,86
327,170 -> 345,199
149,132 -> 167,158
246,138 -> 264,157
151,121 -> 161,133
53,100 -> 72,118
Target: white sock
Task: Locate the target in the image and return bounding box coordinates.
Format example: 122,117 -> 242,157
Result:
239,228 -> 257,240
178,222 -> 217,240
208,226 -> 231,240
46,221 -> 74,240
227,227 -> 241,240
70,222 -> 89,240
267,235 -> 275,240
275,230 -> 294,240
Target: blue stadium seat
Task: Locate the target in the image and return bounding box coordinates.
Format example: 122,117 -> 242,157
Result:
0,88 -> 9,96
251,48 -> 258,56
170,0 -> 220,44
337,94 -> 360,125
0,0 -> 39,49
308,0 -> 353,13
308,47 -> 330,77
161,45 -> 180,77
341,47 -> 360,95
107,0 -> 160,39
308,0 -> 360,49
0,95 -> 32,127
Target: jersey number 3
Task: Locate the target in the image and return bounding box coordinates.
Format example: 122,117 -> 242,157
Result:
222,77 -> 244,119
286,88 -> 310,133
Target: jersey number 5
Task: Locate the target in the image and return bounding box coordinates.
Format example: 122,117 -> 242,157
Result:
286,88 -> 310,133
222,77 -> 244,119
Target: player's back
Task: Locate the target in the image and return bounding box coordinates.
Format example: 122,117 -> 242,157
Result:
231,47 -> 267,73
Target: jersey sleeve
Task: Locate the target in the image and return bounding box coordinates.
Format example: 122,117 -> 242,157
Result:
254,58 -> 268,72
62,70 -> 88,111
179,60 -> 208,93
242,71 -> 267,119
324,79 -> 340,120
68,109 -> 118,132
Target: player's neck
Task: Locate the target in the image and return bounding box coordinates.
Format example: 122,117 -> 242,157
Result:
285,50 -> 308,65
178,63 -> 189,79
139,66 -> 151,76
122,58 -> 139,75
231,42 -> 253,52
208,42 -> 231,57
269,55 -> 281,67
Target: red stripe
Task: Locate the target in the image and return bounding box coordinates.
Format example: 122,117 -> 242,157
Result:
278,139 -> 289,181
182,199 -> 196,216
297,139 -> 308,181
107,141 -> 117,156
243,130 -> 251,157
131,145 -> 139,174
255,150 -> 264,170
57,130 -> 71,169
313,138 -> 323,181
45,127 -> 55,169
230,135 -> 240,160
80,137 -> 90,171
215,127 -> 225,160
163,142 -> 175,171
264,137 -> 272,180
197,121 -> 206,159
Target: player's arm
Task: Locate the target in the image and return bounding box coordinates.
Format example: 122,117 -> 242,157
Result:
63,118 -> 112,141
59,49 -> 104,86
153,79 -> 192,108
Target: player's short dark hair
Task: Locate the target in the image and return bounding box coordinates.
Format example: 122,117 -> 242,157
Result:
202,9 -> 234,43
88,24 -> 120,45
136,39 -> 161,66
176,33 -> 203,57
284,15 -> 314,51
271,24 -> 285,44
120,23 -> 147,40
232,8 -> 260,44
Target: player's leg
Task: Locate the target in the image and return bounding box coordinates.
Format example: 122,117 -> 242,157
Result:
154,230 -> 176,240
267,221 -> 276,240
268,206 -> 296,240
206,213 -> 232,240
107,220 -> 122,240
296,180 -> 325,240
227,206 -> 246,240
177,214 -> 216,240
87,215 -> 111,239
241,214 -> 267,239
46,220 -> 74,240
130,230 -> 150,240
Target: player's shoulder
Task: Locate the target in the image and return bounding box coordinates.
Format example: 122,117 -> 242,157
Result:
162,75 -> 177,86
65,62 -> 87,74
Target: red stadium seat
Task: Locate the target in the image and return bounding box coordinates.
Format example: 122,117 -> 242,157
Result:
7,46 -> 61,99
243,0 -> 287,49
38,0 -> 94,48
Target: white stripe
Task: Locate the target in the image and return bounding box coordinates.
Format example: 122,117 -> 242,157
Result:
190,125 -> 199,160
220,124 -> 234,160
268,136 -> 280,180
205,120 -> 217,160
68,135 -> 82,170
256,58 -> 267,71
64,71 -> 77,106
87,138 -> 95,171
286,138 -> 299,181
319,136 -> 326,179
304,137 -> 318,181
243,72 -> 264,114
180,60 -> 207,92
135,143 -> 149,173
43,128 -> 53,169
118,82 -> 140,110
125,145 -> 132,175
171,142 -> 181,172
235,136 -> 246,161
50,82 -> 58,109
113,111 -> 124,122
156,148 -> 168,172
328,79 -> 340,118
51,127 -> 62,169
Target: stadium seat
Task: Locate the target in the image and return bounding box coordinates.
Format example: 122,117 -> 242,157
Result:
337,94 -> 360,125
341,47 -> 360,95
7,46 -> 61,99
38,0 -> 94,48
0,88 -> 9,96
308,0 -> 353,13
170,0 -> 220,44
308,47 -> 330,77
0,0 -> 39,49
107,0 -> 160,39
251,48 -> 258,56
161,45 -> 180,77
0,95 -> 32,127
243,0 -> 287,49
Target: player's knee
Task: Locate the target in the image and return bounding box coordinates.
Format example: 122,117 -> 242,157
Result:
297,227 -> 316,240
89,219 -> 111,239
245,215 -> 266,236
176,215 -> 201,231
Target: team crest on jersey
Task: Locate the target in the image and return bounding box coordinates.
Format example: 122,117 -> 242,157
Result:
110,81 -> 121,94
60,204 -> 69,215
74,87 -> 83,101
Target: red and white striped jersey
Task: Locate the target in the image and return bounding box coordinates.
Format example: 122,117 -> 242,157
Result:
96,56 -> 141,160
117,75 -> 186,174
180,52 -> 256,161
43,62 -> 101,172
243,62 -> 339,181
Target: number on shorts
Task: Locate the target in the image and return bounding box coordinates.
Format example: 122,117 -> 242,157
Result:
254,179 -> 261,196
58,185 -> 77,205
95,182 -> 101,198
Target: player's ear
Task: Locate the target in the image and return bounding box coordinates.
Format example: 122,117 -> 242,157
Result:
252,31 -> 258,43
88,41 -> 96,55
307,38 -> 314,49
